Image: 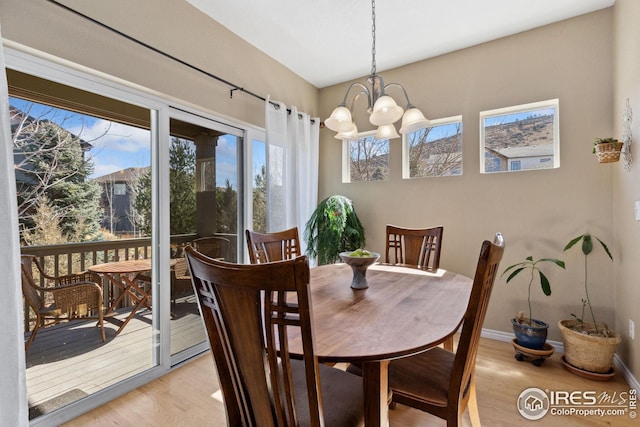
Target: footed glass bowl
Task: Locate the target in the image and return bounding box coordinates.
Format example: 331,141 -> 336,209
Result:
339,251 -> 380,289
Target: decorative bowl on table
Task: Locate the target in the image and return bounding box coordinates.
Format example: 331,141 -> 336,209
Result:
339,250 -> 380,289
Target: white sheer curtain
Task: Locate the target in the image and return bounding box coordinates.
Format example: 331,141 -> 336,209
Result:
0,25 -> 29,427
265,97 -> 319,257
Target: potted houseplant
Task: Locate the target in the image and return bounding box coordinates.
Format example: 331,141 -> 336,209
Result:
593,137 -> 624,163
558,233 -> 622,375
502,255 -> 565,350
304,195 -> 366,265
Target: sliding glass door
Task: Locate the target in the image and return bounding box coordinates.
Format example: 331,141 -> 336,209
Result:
8,69 -> 158,421
6,53 -> 249,424
168,110 -> 243,359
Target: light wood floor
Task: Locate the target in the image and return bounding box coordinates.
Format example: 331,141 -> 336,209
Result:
63,337 -> 637,427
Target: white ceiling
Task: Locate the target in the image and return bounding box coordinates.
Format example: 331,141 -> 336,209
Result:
186,0 -> 614,88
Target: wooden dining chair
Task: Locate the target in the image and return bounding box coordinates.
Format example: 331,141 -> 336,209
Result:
184,247 -> 364,427
385,224 -> 444,271
20,254 -> 106,351
386,233 -> 504,427
245,227 -> 301,263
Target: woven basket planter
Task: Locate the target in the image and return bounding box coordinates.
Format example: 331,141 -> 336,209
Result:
558,319 -> 621,373
594,142 -> 624,163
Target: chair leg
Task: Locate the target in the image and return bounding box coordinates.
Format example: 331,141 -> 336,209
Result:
467,374 -> 481,427
25,320 -> 40,352
98,312 -> 106,343
443,336 -> 454,351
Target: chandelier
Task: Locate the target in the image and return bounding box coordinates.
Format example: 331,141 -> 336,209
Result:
325,0 -> 429,140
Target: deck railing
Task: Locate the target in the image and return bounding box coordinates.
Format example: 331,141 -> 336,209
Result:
20,233 -> 238,332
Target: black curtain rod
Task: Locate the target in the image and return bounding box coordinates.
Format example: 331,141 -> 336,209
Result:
46,0 -> 316,122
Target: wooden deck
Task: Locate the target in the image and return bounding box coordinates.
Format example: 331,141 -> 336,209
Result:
25,295 -> 205,418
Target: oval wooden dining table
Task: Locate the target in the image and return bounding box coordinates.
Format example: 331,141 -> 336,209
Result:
289,262 -> 473,427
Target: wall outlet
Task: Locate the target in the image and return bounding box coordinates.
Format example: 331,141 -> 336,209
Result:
635,201 -> 640,221
630,319 -> 635,340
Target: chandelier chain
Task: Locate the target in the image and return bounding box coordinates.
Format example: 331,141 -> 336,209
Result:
325,0 -> 429,138
370,0 -> 376,76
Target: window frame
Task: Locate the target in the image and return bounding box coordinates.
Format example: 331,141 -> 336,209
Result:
402,115 -> 463,179
342,130 -> 391,183
479,99 -> 560,174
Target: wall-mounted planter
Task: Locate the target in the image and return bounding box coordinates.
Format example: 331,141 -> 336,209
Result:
593,140 -> 624,163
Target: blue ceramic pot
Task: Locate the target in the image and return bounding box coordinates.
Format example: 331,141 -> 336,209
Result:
512,318 -> 548,350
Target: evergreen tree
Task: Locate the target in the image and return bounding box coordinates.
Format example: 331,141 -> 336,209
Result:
169,138 -> 196,235
13,107 -> 102,243
217,179 -> 237,233
252,165 -> 266,232
134,137 -> 196,236
134,170 -> 152,236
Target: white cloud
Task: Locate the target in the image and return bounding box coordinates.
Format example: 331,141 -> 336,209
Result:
68,119 -> 150,153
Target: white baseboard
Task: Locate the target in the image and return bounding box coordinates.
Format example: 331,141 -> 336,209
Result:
480,328 -> 639,391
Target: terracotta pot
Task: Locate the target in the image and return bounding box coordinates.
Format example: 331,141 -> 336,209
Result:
558,319 -> 621,373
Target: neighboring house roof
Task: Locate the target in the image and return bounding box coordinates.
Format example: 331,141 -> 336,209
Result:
93,167 -> 149,183
494,145 -> 554,159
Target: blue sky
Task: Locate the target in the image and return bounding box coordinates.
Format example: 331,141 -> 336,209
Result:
11,97 -> 241,188
11,97 -> 151,178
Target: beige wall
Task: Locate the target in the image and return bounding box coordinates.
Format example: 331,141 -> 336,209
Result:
613,0 -> 640,380
0,0 -> 319,126
319,10 -> 622,357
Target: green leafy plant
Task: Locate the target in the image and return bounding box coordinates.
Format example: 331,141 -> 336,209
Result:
563,233 -> 613,334
502,256 -> 565,326
304,195 -> 365,265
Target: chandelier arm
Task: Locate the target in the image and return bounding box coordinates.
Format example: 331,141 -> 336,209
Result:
341,82 -> 372,110
349,89 -> 374,112
383,82 -> 415,108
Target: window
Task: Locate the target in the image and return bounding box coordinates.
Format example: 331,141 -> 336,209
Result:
480,99 -> 559,173
342,131 -> 389,183
403,116 -> 463,178
114,183 -> 127,195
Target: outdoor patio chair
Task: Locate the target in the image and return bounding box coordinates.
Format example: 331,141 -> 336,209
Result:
20,254 -> 106,351
185,247 -> 364,426
192,236 -> 230,260
170,236 -> 230,304
170,257 -> 192,304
